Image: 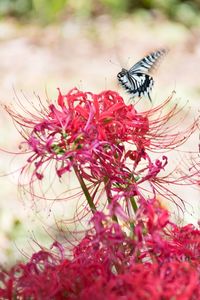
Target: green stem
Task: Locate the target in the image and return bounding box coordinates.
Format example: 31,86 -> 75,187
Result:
129,196 -> 138,236
130,196 -> 138,213
73,165 -> 96,213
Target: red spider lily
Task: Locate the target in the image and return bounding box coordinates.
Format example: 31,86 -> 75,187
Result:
5,88 -> 150,180
1,201 -> 200,299
4,88 -> 198,219
134,200 -> 200,264
5,88 -> 196,182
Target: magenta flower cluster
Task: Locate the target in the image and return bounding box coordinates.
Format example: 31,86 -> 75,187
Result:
1,201 -> 200,299
1,88 -> 200,299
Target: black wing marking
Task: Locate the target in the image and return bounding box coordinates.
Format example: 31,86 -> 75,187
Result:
129,49 -> 167,74
117,70 -> 154,102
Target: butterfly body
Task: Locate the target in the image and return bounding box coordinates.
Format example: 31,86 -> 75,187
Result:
117,49 -> 166,102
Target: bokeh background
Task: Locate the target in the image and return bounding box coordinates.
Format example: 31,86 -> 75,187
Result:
0,0 -> 200,267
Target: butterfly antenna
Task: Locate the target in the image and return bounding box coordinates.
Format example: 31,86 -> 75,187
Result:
109,59 -> 120,68
148,93 -> 152,103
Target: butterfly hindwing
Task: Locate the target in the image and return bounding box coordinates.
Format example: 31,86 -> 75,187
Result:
118,71 -> 154,101
117,49 -> 166,102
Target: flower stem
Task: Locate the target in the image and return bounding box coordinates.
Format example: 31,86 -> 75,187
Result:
73,165 -> 97,213
129,196 -> 138,236
130,196 -> 138,213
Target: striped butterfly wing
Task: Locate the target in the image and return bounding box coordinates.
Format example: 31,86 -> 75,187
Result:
118,70 -> 154,101
117,49 -> 167,102
129,49 -> 167,73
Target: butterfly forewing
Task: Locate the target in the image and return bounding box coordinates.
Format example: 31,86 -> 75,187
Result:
117,49 -> 167,102
129,49 -> 167,74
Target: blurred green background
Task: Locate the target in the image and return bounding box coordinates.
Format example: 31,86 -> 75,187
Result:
0,0 -> 200,27
0,0 -> 200,267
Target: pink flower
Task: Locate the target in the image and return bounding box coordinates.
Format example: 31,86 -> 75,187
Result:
5,88 -> 199,221
1,202 -> 200,299
5,89 -> 195,184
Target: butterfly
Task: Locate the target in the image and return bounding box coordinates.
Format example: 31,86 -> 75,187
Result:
117,49 -> 167,102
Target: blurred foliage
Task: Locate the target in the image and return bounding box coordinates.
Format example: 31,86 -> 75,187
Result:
0,0 -> 199,26
32,0 -> 68,23
0,0 -> 33,17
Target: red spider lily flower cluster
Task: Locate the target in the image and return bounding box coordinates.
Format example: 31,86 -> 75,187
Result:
2,88 -> 200,299
5,88 -> 197,216
7,88 -> 152,180
1,200 -> 200,299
